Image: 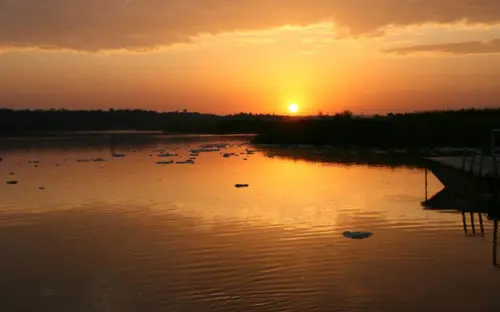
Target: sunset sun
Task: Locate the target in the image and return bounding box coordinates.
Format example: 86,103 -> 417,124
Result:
288,103 -> 299,114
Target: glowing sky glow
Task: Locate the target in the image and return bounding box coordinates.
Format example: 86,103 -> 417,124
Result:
1,1 -> 500,114
288,103 -> 299,114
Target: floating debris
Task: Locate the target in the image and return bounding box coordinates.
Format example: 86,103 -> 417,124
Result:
235,184 -> 249,188
243,158 -> 248,161
158,153 -> 177,157
39,187 -> 45,190
6,180 -> 18,185
29,160 -> 40,164
77,159 -> 91,163
342,231 -> 373,239
199,144 -> 217,149
92,158 -> 106,162
190,148 -> 220,153
56,164 -> 60,166
176,160 -> 195,164
112,153 -> 126,158
156,161 -> 174,165
9,172 -> 14,175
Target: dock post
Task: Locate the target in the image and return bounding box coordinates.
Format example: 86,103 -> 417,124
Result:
469,153 -> 476,174
478,213 -> 484,235
494,154 -> 499,180
470,212 -> 476,234
462,211 -> 468,234
493,220 -> 498,266
478,154 -> 484,177
491,130 -> 496,155
462,148 -> 467,170
425,168 -> 428,201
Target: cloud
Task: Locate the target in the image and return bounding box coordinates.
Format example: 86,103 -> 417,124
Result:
235,37 -> 275,45
1,0 -> 500,51
385,38 -> 500,55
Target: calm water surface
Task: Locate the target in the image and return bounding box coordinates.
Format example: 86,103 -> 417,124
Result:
0,136 -> 499,312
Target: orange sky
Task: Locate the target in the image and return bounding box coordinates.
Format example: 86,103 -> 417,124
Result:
1,0 -> 500,115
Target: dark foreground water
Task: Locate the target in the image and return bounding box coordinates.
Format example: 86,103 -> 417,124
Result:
0,136 -> 499,312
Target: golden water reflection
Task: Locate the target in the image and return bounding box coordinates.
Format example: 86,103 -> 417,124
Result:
0,137 -> 499,312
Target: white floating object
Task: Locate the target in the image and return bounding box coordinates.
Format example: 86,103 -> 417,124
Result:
343,231 -> 373,239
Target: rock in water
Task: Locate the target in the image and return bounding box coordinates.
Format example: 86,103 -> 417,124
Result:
235,184 -> 249,188
343,231 -> 373,239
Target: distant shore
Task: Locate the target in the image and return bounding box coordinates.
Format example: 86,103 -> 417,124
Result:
2,108 -> 499,150
252,108 -> 500,151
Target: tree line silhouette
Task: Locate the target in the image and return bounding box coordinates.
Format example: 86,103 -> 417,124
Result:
254,108 -> 500,149
0,109 -> 282,135
2,108 -> 500,148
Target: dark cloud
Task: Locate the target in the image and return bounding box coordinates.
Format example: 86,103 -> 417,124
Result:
385,38 -> 500,55
1,0 -> 500,51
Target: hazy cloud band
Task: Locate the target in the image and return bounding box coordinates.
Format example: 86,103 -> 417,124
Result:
385,38 -> 500,55
1,0 -> 500,51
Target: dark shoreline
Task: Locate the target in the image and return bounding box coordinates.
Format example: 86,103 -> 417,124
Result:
2,107 -> 500,150
252,109 -> 500,150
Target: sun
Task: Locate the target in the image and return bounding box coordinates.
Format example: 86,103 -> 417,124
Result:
288,103 -> 299,114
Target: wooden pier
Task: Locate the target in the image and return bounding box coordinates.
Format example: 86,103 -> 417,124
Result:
422,186 -> 499,266
426,155 -> 500,179
422,134 -> 500,266
426,129 -> 500,180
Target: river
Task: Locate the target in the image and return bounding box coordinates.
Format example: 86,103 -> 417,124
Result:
0,135 -> 498,312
